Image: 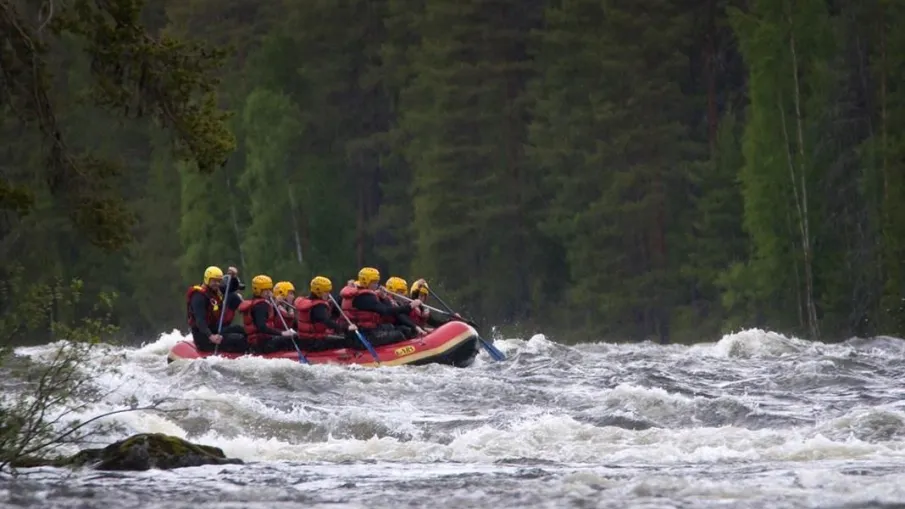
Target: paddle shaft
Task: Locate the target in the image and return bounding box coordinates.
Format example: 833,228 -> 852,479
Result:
389,286 -> 505,362
381,287 -> 446,315
327,293 -> 381,364
213,275 -> 232,356
267,296 -> 309,364
383,288 -> 482,330
429,291 -> 456,315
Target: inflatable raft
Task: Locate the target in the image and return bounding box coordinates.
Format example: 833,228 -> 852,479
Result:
167,321 -> 480,368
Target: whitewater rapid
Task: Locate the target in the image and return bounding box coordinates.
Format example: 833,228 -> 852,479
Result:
4,329 -> 905,508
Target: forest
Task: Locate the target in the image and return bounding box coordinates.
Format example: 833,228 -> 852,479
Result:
2,0 -> 905,345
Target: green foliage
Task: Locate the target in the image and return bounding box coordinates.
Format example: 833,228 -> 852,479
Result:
399,0 -> 544,322
527,0 -> 701,341
239,87 -> 305,279
4,0 -> 905,344
0,264 -> 120,472
1,0 -> 236,250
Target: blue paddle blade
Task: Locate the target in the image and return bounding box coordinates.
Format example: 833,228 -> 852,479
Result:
356,331 -> 380,363
478,336 -> 505,361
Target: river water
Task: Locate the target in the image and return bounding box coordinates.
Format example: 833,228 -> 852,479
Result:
3,329 -> 905,508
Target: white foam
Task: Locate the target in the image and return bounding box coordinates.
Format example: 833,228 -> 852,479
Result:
10,327 -> 905,472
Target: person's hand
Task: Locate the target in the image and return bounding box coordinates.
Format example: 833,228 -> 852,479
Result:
281,329 -> 297,337
411,299 -> 422,308
209,334 -> 223,344
227,266 -> 238,276
415,327 -> 427,336
347,324 -> 358,332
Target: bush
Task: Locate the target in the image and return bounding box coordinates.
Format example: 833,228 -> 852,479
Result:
0,265 -> 163,473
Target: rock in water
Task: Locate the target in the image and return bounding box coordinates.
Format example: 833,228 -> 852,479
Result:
68,433 -> 244,471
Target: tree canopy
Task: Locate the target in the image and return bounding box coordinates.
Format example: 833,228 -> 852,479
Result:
3,0 -> 905,344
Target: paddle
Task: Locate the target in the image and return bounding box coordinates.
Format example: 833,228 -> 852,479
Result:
212,274 -> 232,356
384,287 -> 505,362
327,293 -> 381,365
267,296 -> 309,364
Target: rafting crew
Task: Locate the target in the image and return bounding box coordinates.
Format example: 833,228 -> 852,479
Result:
185,265 -> 474,354
375,276 -> 426,339
186,265 -> 248,353
383,276 -> 430,335
339,267 -> 425,346
383,277 -> 462,330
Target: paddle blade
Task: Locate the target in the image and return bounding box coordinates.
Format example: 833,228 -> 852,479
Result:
478,336 -> 505,361
356,331 -> 381,364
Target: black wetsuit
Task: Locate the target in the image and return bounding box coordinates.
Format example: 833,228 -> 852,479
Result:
190,291 -> 246,353
297,296 -> 360,351
351,292 -> 418,346
250,300 -> 296,354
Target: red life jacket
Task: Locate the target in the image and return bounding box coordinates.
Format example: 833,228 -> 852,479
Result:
379,293 -> 399,325
238,298 -> 277,346
275,300 -> 296,329
339,285 -> 381,329
185,285 -> 235,330
294,296 -> 336,339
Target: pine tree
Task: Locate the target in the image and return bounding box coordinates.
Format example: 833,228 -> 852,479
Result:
400,0 -> 544,322
528,0 -> 700,341
238,88 -> 306,281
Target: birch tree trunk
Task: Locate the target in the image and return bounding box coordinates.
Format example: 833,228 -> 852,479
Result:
785,4 -> 820,340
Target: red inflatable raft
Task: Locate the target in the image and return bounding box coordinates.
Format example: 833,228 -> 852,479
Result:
167,321 -> 480,368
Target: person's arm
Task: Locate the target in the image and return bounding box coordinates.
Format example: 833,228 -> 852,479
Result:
225,277 -> 242,294
427,311 -> 451,327
226,292 -> 243,310
311,302 -> 347,331
191,293 -> 213,337
355,293 -> 409,316
395,311 -> 417,328
329,295 -> 342,319
252,301 -> 285,335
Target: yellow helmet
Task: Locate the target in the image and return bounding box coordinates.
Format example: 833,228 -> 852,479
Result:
385,276 -> 408,295
203,266 -> 224,286
358,267 -> 380,287
410,278 -> 430,299
310,276 -> 333,296
251,275 -> 274,297
273,281 -> 295,299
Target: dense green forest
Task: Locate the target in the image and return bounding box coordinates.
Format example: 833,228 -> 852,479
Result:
3,0 -> 905,344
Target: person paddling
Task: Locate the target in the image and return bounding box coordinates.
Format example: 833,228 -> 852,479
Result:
237,275 -> 297,354
186,265 -> 246,352
294,276 -> 360,351
406,278 -> 462,329
384,277 -> 432,332
273,281 -> 297,329
340,267 -> 423,346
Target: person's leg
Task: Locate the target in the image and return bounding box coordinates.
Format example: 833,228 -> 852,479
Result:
298,335 -> 352,352
365,325 -> 407,347
217,331 -> 249,353
258,335 -> 295,354
397,325 -> 418,339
